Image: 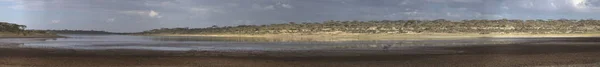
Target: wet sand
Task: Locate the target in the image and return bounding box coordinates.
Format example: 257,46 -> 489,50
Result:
1,43 -> 600,67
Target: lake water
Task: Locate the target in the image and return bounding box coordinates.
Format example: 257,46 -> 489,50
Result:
0,34 -> 598,52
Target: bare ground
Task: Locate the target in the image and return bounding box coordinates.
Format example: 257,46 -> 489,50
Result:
1,43 -> 600,67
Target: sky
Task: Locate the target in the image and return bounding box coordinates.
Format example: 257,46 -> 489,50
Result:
1,0 -> 600,32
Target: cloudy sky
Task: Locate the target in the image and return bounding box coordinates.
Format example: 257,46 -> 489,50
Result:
1,0 -> 600,32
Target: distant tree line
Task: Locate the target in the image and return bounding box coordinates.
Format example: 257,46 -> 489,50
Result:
139,19 -> 600,35
41,30 -> 123,34
0,22 -> 49,35
0,22 -> 26,33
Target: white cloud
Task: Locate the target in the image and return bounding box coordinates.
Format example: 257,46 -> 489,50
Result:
2,0 -> 45,10
526,2 -> 534,8
281,4 -> 293,8
252,4 -> 276,10
566,0 -> 600,12
502,6 -> 510,9
51,20 -> 60,23
399,0 -> 410,5
106,18 -> 115,22
451,0 -> 483,3
551,2 -> 557,8
505,0 -> 600,12
446,12 -> 461,17
149,10 -> 159,18
264,5 -> 275,10
275,2 -> 293,9
190,8 -> 210,12
403,11 -> 419,15
573,0 -> 588,9
189,7 -> 223,13
143,0 -> 223,18
425,0 -> 483,3
120,10 -> 146,15
187,7 -> 224,17
119,10 -> 162,18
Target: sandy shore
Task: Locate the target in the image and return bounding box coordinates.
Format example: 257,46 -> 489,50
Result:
1,43 -> 600,67
151,33 -> 600,41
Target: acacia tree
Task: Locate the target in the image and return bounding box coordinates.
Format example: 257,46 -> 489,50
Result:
0,22 -> 31,35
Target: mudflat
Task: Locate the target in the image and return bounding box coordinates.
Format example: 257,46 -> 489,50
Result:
2,42 -> 600,67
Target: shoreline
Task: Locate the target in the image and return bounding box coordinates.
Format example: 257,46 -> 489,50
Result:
0,32 -> 65,38
0,36 -> 66,38
0,35 -> 66,38
146,33 -> 600,41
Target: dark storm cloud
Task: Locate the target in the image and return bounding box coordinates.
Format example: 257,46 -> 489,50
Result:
3,0 -> 600,32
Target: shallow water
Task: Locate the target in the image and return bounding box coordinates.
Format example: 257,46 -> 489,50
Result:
0,34 -> 598,52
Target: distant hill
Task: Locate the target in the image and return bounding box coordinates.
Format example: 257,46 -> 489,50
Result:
139,19 -> 600,35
